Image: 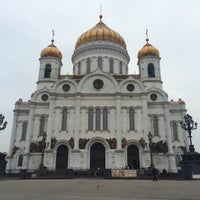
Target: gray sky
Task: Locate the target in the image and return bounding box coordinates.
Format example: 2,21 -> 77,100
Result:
0,0 -> 200,153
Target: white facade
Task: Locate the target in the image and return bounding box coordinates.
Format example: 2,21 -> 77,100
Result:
7,17 -> 187,174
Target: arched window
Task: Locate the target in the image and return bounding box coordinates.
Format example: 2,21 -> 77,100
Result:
153,116 -> 159,136
103,108 -> 108,130
21,122 -> 28,141
110,58 -> 113,73
44,64 -> 51,78
77,62 -> 81,74
98,57 -> 102,70
17,154 -> 23,167
88,108 -> 93,131
61,108 -> 67,131
172,121 -> 178,141
129,108 -> 135,130
39,116 -> 46,136
148,63 -> 155,77
87,58 -> 91,73
119,62 -> 123,74
95,108 -> 101,130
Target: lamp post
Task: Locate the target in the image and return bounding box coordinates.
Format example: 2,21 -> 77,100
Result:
0,114 -> 7,177
0,114 -> 7,131
148,131 -> 154,168
38,133 -> 48,175
180,114 -> 198,152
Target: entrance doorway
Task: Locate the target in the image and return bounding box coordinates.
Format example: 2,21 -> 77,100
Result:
127,145 -> 140,169
56,145 -> 68,170
90,142 -> 105,170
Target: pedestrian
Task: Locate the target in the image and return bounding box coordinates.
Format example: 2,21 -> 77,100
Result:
152,167 -> 158,181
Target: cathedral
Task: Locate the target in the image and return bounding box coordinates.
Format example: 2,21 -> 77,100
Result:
7,15 -> 187,175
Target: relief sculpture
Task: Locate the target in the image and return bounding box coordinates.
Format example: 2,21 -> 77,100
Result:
121,137 -> 127,149
79,138 -> 89,149
68,137 -> 74,149
151,140 -> 168,154
106,138 -> 117,149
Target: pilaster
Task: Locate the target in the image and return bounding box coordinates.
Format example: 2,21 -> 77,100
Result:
74,94 -> 81,149
164,103 -> 176,172
115,94 -> 122,149
46,96 -> 56,149
22,104 -> 35,169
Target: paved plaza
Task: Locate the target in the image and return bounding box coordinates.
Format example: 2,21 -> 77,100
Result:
0,179 -> 199,200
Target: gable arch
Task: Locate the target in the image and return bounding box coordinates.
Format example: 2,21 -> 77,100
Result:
119,77 -> 145,93
51,78 -> 78,93
147,87 -> 168,102
78,71 -> 119,93
31,87 -> 50,102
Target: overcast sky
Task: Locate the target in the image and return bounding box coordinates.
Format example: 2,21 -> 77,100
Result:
0,0 -> 200,153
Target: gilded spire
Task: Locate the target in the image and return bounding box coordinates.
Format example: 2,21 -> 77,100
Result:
146,28 -> 149,43
51,30 -> 55,44
99,4 -> 103,22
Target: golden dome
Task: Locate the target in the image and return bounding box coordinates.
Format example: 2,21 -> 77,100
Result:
138,38 -> 159,59
75,15 -> 126,49
41,39 -> 62,59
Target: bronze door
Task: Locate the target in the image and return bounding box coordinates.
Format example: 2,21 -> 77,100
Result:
90,142 -> 105,170
56,145 -> 68,170
127,145 -> 140,169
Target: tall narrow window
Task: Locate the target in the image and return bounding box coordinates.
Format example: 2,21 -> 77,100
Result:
87,58 -> 91,73
119,61 -> 123,74
153,116 -> 159,136
172,121 -> 178,141
148,63 -> 155,77
61,108 -> 67,131
98,57 -> 102,70
44,64 -> 51,78
95,108 -> 101,130
88,108 -> 93,131
110,58 -> 113,73
39,116 -> 46,136
21,122 -> 28,141
129,108 -> 135,130
77,62 -> 81,74
103,108 -> 108,130
17,154 -> 23,167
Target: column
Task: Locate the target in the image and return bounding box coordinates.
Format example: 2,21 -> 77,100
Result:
7,111 -> 18,171
115,94 -> 122,149
22,104 -> 35,169
46,96 -> 56,150
164,103 -> 176,172
74,94 -> 81,149
8,111 -> 18,156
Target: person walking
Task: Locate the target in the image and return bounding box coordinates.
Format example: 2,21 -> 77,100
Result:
152,167 -> 158,181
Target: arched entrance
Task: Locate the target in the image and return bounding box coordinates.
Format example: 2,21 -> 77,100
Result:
56,145 -> 68,170
90,142 -> 105,170
127,145 -> 140,169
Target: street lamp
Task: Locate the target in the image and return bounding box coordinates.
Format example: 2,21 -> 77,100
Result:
0,114 -> 7,131
38,133 -> 48,175
148,131 -> 154,168
180,114 -> 198,152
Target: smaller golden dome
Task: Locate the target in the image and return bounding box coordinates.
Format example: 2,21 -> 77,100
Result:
41,39 -> 62,59
138,38 -> 159,59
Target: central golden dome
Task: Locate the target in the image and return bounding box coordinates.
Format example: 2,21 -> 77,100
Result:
75,15 -> 126,49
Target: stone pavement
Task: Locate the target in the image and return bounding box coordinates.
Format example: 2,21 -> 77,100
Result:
0,179 -> 200,200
